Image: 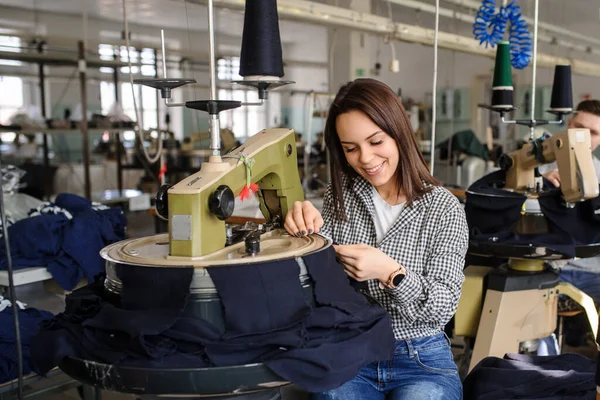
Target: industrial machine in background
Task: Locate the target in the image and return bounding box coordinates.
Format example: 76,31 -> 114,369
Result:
433,128 -> 497,190
454,40 -> 600,375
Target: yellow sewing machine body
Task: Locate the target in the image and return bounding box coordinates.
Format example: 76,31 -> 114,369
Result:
503,128 -> 599,202
181,128 -> 238,152
166,128 -> 303,258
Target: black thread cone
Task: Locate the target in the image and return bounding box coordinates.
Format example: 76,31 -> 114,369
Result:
491,89 -> 513,109
239,0 -> 284,78
550,65 -> 573,112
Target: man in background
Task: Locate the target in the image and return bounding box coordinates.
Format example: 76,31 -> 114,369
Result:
538,100 -> 600,354
540,100 -> 600,304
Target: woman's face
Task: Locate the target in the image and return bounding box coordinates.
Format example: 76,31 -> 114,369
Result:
336,109 -> 400,191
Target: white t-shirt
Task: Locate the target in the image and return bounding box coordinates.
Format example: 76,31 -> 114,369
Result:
371,186 -> 405,244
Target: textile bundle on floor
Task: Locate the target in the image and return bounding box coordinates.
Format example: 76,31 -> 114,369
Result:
30,247 -> 395,392
0,193 -> 127,290
0,301 -> 53,384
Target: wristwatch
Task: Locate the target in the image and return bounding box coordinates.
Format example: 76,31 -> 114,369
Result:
379,264 -> 406,289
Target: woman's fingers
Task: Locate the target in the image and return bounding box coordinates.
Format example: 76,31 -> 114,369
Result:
284,202 -> 302,236
284,201 -> 323,237
292,203 -> 307,236
284,201 -> 326,237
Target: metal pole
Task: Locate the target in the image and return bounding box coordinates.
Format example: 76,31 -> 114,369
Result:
207,0 -> 217,101
78,41 -> 92,200
154,49 -> 160,130
529,0 -> 539,141
113,50 -> 123,195
155,48 -> 165,185
38,59 -> 51,201
207,0 -> 221,156
161,30 -> 168,79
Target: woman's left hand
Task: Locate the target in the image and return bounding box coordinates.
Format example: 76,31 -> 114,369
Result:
333,243 -> 399,282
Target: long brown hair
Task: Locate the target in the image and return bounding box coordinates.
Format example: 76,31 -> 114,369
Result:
324,78 -> 439,221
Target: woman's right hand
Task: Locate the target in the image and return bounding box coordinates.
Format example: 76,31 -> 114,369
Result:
284,200 -> 324,237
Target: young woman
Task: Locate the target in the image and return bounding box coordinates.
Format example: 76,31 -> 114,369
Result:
284,78 -> 468,400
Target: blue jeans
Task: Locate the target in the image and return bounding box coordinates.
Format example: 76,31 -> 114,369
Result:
311,332 -> 461,400
560,269 -> 600,304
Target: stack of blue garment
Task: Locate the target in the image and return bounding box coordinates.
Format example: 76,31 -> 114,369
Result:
0,193 -> 127,290
463,353 -> 596,399
0,301 -> 53,384
30,247 -> 396,393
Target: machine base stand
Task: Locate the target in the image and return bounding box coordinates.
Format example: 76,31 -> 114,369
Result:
467,268 -> 560,372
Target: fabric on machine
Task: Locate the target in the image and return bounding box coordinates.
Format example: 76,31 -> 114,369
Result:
0,303 -> 53,383
463,353 -> 596,400
30,267 -> 195,373
31,246 -> 395,393
207,258 -> 312,338
0,193 -> 127,290
466,170 -> 600,257
263,247 -> 396,390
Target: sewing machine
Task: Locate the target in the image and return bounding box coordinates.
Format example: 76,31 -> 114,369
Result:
58,125 -> 335,399
154,127 -> 305,257
455,127 -> 600,374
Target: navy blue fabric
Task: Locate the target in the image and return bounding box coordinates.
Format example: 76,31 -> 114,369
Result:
0,193 -> 126,290
466,170 -> 600,253
463,353 -> 595,400
31,247 -> 394,393
465,171 -> 526,235
0,306 -> 54,383
31,267 -> 194,372
114,264 -> 193,311
265,248 -> 395,391
538,188 -> 600,244
206,259 -> 311,338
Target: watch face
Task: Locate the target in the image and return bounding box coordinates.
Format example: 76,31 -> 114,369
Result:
392,273 -> 405,287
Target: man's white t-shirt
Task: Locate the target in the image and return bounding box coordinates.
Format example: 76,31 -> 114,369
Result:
538,156 -> 600,182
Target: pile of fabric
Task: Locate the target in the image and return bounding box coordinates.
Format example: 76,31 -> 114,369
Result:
463,353 -> 596,399
31,247 -> 395,393
0,193 -> 127,290
0,298 -> 53,384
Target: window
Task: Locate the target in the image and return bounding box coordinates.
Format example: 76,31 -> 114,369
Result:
100,81 -> 158,141
0,36 -> 22,67
0,76 -> 23,142
216,56 -> 282,139
218,89 -> 266,140
217,57 -> 241,81
98,44 -> 156,76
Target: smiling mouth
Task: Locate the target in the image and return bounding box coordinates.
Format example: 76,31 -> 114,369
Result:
363,162 -> 384,175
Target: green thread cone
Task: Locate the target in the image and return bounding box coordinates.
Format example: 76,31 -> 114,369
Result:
492,41 -> 513,88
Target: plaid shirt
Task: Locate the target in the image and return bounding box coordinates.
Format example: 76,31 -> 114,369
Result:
320,176 -> 468,340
